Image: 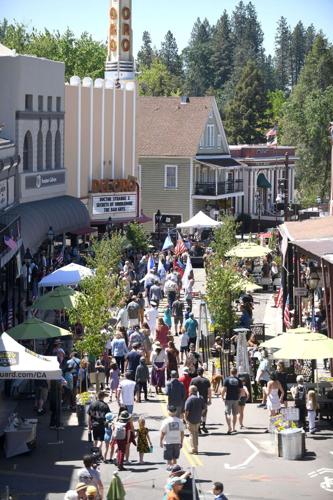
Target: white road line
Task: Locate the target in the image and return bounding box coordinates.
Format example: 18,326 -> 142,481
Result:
224,438 -> 260,470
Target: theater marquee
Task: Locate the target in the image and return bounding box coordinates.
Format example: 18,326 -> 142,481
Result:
92,193 -> 137,218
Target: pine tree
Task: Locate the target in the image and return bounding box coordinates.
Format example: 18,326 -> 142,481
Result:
290,21 -> 306,86
211,10 -> 234,89
224,60 -> 268,144
274,16 -> 291,91
160,30 -> 182,76
137,30 -> 154,70
183,17 -> 213,96
304,24 -> 316,55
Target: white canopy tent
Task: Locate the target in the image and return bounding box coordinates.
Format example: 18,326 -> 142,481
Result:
177,211 -> 221,230
38,263 -> 94,288
0,332 -> 61,380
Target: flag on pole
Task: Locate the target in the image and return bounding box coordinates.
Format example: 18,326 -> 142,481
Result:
146,255 -> 155,274
266,124 -> 278,147
182,255 -> 193,290
173,258 -> 185,278
157,258 -> 166,280
311,306 -> 316,331
275,287 -> 283,308
162,231 -> 174,251
55,246 -> 64,266
174,232 -> 187,257
283,294 -> 291,329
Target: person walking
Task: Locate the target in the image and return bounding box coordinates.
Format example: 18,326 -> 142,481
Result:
238,378 -> 250,429
256,349 -> 271,408
165,370 -> 186,418
165,275 -> 178,310
145,301 -> 159,337
172,296 -> 184,336
178,367 -> 191,398
166,341 -> 180,379
151,342 -> 166,395
221,367 -> 242,434
306,390 -> 318,434
291,375 -> 307,428
185,343 -> 202,378
190,367 -> 212,434
111,331 -> 128,375
136,416 -> 152,464
117,372 -> 136,415
184,386 -> 206,455
160,405 -> 184,470
266,372 -> 284,417
155,318 -> 170,349
125,342 -> 142,380
135,357 -> 150,402
113,410 -> 132,471
150,280 -> 163,306
184,313 -> 198,347
212,482 -> 228,500
87,391 -> 110,451
127,296 -> 140,328
77,454 -> 104,500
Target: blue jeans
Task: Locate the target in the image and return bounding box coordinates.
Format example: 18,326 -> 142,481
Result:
126,404 -> 133,414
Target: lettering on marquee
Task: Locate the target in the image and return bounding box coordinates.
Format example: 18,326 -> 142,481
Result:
109,4 -> 131,54
91,178 -> 137,194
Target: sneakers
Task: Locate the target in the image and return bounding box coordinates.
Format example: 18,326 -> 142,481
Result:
257,403 -> 266,408
201,426 -> 209,434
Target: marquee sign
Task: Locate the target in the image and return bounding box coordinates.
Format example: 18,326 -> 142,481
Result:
108,1 -> 131,55
92,192 -> 137,219
91,178 -> 137,193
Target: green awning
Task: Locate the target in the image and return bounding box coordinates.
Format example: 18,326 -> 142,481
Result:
257,173 -> 271,189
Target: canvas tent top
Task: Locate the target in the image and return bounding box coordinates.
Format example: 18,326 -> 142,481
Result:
0,332 -> 61,380
38,263 -> 94,288
177,211 -> 221,229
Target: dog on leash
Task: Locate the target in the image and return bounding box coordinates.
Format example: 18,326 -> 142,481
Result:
211,374 -> 223,395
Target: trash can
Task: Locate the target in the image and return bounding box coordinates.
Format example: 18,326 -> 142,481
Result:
280,428 -> 304,460
76,404 -> 88,427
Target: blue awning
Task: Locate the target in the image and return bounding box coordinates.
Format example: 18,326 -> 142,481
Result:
257,173 -> 271,189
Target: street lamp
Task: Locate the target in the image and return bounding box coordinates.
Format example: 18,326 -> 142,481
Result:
106,216 -> 113,238
24,248 -> 32,309
47,226 -> 54,267
155,209 -> 162,244
255,192 -> 262,234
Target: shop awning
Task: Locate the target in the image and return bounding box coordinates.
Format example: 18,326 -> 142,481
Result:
5,196 -> 90,252
257,173 -> 271,189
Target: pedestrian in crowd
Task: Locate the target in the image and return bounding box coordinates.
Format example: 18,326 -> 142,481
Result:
136,416 -> 152,464
151,341 -> 166,395
184,277 -> 194,311
125,342 -> 142,380
276,360 -> 288,408
179,367 -> 191,398
94,356 -> 105,393
67,351 -> 81,392
117,371 -> 136,415
179,327 -> 189,363
34,379 -> 49,415
77,359 -> 89,394
116,300 -> 129,330
127,296 -> 140,328
108,362 -> 120,402
75,483 -> 87,500
140,322 -> 152,363
113,410 -> 132,471
185,343 -> 202,378
190,367 -> 211,434
77,454 -> 104,500
238,378 -> 250,429
291,375 -> 307,428
306,390 -> 318,434
256,348 -> 271,408
101,352 -> 111,389
166,477 -> 187,500
135,356 -> 150,402
184,386 -> 206,455
137,292 -> 145,326
172,296 -> 184,336
150,279 -> 163,306
184,313 -> 198,347
166,340 -> 180,379
165,370 -> 186,418
266,372 -> 284,417
64,490 -> 78,500
212,481 -> 228,500
221,367 -> 242,434
164,465 -> 199,500
164,305 -> 173,330
165,274 -> 178,309
102,412 -> 114,463
155,317 -> 170,349
160,405 -> 184,470
128,325 -> 144,349
111,330 -> 128,375
145,300 -> 159,337
88,391 -> 110,451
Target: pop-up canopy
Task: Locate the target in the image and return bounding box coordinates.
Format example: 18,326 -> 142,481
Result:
0,332 -> 61,380
176,211 -> 221,229
38,263 -> 94,288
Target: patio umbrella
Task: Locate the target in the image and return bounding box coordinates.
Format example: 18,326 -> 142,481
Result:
261,331 -> 324,350
7,317 -> 72,341
32,286 -> 83,310
271,334 -> 333,360
232,278 -> 263,293
225,241 -> 271,259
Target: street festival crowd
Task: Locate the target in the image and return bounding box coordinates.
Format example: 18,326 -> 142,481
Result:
8,233 -> 329,500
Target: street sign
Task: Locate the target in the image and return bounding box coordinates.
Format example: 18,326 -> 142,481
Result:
293,287 -> 308,297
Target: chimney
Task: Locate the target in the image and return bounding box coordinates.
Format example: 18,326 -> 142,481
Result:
180,96 -> 190,105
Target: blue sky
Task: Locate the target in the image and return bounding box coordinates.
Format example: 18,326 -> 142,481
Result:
1,0 -> 332,57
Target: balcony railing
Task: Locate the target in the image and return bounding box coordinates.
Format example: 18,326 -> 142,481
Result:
194,179 -> 243,197
0,213 -> 20,259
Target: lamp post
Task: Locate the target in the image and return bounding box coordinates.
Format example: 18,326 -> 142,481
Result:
307,265 -> 320,326
24,248 -> 32,310
155,209 -> 162,245
255,192 -> 262,234
284,152 -> 290,222
106,216 -> 113,238
47,226 -> 54,268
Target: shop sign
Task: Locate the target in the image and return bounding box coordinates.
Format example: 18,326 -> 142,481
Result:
91,178 -> 137,193
0,179 -> 7,209
92,192 -> 137,218
0,351 -> 19,367
293,287 -> 308,297
25,171 -> 66,190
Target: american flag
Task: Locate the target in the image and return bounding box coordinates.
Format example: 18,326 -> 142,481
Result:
283,294 -> 291,329
174,232 -> 187,256
266,125 -> 278,147
275,287 -> 283,308
55,246 -> 64,265
4,235 -> 17,251
266,125 -> 277,138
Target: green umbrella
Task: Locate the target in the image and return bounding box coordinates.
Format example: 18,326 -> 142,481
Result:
232,277 -> 263,293
261,331 -> 324,349
7,317 -> 72,340
226,241 -> 271,259
32,286 -> 82,310
107,472 -> 126,500
272,334 -> 333,360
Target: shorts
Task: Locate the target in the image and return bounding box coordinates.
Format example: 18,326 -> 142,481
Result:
224,400 -> 239,416
259,380 -> 268,387
92,424 -> 105,442
238,396 -> 247,407
164,443 -> 181,461
180,345 -> 189,353
104,431 -> 112,442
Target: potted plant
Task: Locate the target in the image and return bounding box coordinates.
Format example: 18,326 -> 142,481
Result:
76,392 -> 93,427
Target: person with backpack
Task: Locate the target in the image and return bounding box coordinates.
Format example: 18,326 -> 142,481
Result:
102,412 -> 114,463
113,410 -> 131,471
291,375 -> 307,428
87,391 -> 110,452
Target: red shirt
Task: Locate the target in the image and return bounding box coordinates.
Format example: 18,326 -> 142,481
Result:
178,374 -> 191,397
155,325 -> 169,348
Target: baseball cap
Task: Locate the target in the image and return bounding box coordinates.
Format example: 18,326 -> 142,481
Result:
169,464 -> 185,476
75,483 -> 87,493
168,405 -> 177,414
183,367 -> 189,373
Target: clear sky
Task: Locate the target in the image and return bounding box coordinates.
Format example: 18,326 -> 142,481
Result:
1,0 -> 332,57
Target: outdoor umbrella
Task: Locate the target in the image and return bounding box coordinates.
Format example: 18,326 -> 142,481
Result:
107,472 -> 126,500
32,286 -> 82,310
261,331 -> 323,350
271,334 -> 333,360
7,317 -> 72,341
234,278 -> 263,293
225,241 -> 271,259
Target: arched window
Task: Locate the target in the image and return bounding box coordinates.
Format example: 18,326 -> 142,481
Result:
45,130 -> 52,169
54,130 -> 61,169
37,130 -> 43,171
23,131 -> 33,171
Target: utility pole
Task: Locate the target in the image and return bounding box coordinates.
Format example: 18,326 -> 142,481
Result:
284,152 -> 289,221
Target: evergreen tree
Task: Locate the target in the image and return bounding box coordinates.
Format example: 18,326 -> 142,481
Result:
304,24 -> 316,55
224,60 -> 268,144
137,30 -> 154,70
138,59 -> 176,96
159,30 -> 182,76
290,21 -> 306,86
183,17 -> 213,96
262,54 -> 277,91
211,10 -> 234,89
274,16 -> 291,91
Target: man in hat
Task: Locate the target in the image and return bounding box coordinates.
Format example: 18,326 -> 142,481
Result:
145,300 -> 159,336
165,465 -> 199,500
75,482 -> 87,500
117,372 -> 136,414
165,371 -> 186,418
178,367 -> 191,398
77,454 -> 103,500
160,405 -> 184,469
88,391 -> 110,451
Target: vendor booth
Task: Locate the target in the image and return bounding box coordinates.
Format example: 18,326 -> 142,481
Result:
176,211 -> 221,230
38,263 -> 94,288
0,332 -> 61,458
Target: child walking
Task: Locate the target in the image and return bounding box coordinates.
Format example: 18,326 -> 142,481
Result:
179,327 -> 189,364
306,390 -> 318,434
136,417 -> 152,464
109,362 -> 120,402
238,378 -> 250,429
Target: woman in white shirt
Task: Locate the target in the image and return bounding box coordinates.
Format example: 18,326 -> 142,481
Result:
150,342 -> 166,395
